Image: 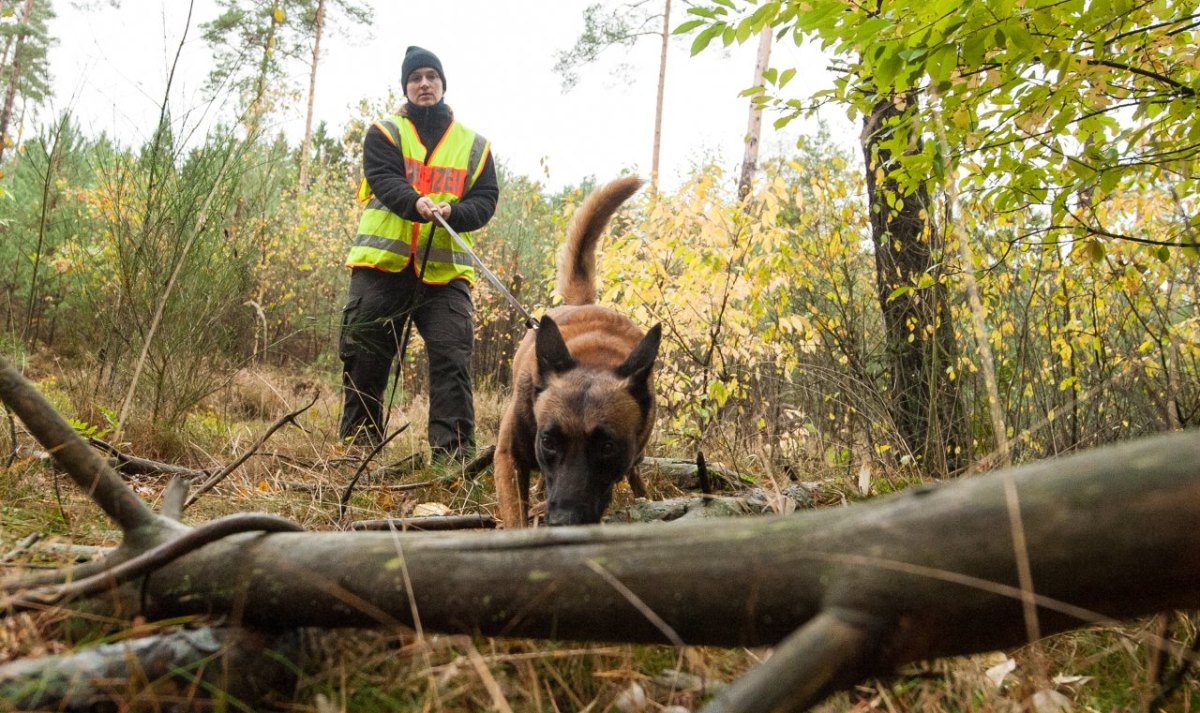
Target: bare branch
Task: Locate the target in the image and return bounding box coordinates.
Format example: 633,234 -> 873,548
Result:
0,356 -> 156,534
182,390 -> 319,511
3,513 -> 303,613
89,437 -> 208,482
337,424 -> 410,518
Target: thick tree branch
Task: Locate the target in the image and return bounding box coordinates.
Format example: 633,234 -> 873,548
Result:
700,608 -> 884,713
0,356 -> 156,534
3,513 -> 304,613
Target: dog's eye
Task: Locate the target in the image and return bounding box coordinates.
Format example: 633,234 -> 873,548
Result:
599,440 -> 617,457
539,431 -> 558,452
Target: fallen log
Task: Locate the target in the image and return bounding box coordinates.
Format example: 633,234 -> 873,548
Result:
609,483 -> 820,523
0,626 -> 300,710
4,355 -> 1200,712
25,541 -> 112,563
639,455 -> 745,491
350,514 -> 498,531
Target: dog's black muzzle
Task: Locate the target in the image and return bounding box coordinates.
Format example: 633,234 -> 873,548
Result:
544,468 -> 615,526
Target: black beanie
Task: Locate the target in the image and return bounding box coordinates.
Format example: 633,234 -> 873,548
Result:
402,46 -> 446,91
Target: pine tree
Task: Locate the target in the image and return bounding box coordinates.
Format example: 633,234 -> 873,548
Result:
0,0 -> 54,162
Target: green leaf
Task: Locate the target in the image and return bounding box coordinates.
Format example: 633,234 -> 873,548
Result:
875,50 -> 904,88
690,24 -> 724,55
857,16 -> 891,40
926,44 -> 957,83
674,19 -> 708,35
749,2 -> 780,28
1005,22 -> 1035,53
962,28 -> 994,66
736,18 -> 754,44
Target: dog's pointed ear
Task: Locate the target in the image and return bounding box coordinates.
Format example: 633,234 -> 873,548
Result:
536,315 -> 576,379
616,323 -> 662,384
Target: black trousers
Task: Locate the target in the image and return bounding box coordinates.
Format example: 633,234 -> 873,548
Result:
338,266 -> 475,456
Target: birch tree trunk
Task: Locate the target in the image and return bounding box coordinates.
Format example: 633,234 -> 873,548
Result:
737,26 -> 772,203
651,0 -> 670,190
298,0 -> 325,192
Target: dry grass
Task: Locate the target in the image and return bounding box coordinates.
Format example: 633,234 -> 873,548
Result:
2,365 -> 1198,712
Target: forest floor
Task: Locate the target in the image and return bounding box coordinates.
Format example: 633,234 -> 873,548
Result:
1,364 -> 1196,712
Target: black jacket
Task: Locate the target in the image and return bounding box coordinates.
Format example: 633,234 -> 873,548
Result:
362,101 -> 499,234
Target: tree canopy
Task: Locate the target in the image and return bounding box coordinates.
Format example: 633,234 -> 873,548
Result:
682,0 -> 1200,252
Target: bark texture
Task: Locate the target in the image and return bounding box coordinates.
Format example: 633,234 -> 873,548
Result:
862,94 -> 969,474
0,627 -> 300,710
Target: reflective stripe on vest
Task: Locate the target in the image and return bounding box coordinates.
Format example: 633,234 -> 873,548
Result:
347,116 -> 491,285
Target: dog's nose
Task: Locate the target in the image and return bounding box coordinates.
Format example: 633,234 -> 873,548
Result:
546,512 -> 579,527
546,508 -> 597,527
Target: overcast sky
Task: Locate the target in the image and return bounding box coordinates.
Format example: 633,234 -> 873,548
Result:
43,0 -> 856,191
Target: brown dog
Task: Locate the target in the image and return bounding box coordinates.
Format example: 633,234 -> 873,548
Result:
493,175 -> 661,527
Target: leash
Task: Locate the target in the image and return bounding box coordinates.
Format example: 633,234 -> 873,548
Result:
432,212 -> 538,330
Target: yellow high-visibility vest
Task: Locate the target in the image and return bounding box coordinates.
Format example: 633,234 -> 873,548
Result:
347,116 -> 491,284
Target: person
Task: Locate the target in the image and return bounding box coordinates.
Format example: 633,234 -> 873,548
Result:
338,46 -> 499,465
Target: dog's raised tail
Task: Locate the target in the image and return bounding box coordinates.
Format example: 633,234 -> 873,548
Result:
557,175 -> 644,305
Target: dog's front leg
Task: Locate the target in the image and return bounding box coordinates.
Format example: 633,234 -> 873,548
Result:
627,467 -> 647,499
493,446 -> 528,528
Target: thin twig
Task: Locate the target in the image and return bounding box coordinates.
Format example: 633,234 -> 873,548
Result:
51,463 -> 71,530
1149,617 -> 1200,711
463,637 -> 516,713
350,515 -> 497,532
89,437 -> 209,482
1,554 -> 114,596
585,558 -> 685,648
0,533 -> 41,564
337,425 -> 410,519
182,391 -> 319,511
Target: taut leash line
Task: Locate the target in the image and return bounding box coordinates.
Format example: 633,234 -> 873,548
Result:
432,212 -> 538,330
